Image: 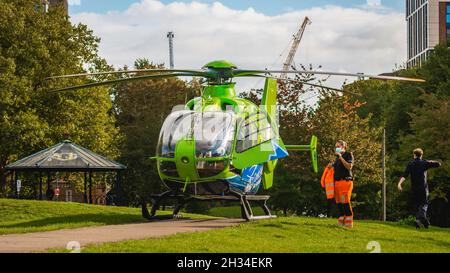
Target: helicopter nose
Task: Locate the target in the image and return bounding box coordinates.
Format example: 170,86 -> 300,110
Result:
174,139 -> 199,181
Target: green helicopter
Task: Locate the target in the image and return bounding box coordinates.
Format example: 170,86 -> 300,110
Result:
49,60 -> 424,220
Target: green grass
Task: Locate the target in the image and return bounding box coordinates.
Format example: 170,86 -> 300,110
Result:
208,206 -> 265,218
75,217 -> 450,253
2,199 -> 449,253
0,198 -> 215,235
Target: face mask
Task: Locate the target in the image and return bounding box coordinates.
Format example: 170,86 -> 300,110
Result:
335,147 -> 343,154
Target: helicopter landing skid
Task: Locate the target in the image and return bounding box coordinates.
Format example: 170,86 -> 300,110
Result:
141,191 -> 276,221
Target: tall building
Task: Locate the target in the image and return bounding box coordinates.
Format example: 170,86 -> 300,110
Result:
406,0 -> 450,67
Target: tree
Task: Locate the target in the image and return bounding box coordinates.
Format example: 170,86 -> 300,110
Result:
113,59 -> 201,205
241,70 -> 383,219
396,94 -> 449,226
309,93 -> 383,219
0,0 -> 118,196
343,42 -> 450,226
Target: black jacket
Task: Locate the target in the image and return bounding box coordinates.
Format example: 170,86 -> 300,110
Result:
402,158 -> 441,193
333,152 -> 354,181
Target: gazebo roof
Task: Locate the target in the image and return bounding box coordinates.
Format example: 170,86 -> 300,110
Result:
5,140 -> 126,171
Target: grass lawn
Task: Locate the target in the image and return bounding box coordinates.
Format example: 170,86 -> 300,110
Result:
74,217 -> 450,253
2,198 -> 449,253
0,198 -> 214,235
208,206 -> 265,218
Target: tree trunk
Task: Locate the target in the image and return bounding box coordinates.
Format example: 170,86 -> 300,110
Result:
0,158 -> 9,197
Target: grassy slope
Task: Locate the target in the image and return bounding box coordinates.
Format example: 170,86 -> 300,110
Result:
0,198 -> 214,235
2,199 -> 449,253
208,206 -> 265,218
79,217 -> 450,253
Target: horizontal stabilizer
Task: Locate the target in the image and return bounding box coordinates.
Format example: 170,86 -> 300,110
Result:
285,135 -> 318,173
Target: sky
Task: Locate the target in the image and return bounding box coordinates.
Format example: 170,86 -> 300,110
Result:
68,0 -> 408,92
68,0 -> 406,15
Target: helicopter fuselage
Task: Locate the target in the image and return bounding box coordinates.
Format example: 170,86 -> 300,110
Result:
155,82 -> 289,196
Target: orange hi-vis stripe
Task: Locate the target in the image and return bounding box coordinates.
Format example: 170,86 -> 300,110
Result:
338,216 -> 344,226
344,216 -> 353,228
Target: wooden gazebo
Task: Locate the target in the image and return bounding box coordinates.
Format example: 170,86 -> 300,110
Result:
5,140 -> 126,205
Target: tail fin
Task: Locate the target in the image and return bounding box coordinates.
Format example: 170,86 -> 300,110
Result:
285,135 -> 318,173
262,78 -> 277,123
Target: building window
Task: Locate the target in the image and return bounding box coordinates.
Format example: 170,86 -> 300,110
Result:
447,3 -> 450,39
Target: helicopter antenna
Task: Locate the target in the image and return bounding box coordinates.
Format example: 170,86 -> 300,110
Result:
167,31 -> 175,69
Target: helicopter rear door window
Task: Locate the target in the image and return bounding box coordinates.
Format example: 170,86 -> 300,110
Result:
236,112 -> 274,153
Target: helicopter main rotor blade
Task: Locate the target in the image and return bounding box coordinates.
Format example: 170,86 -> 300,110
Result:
49,72 -> 202,93
233,69 -> 426,83
249,75 -> 361,96
298,82 -> 360,96
46,69 -> 207,80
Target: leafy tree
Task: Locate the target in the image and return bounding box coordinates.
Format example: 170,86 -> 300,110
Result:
343,42 -> 450,226
113,59 -> 201,205
395,94 -> 449,226
309,93 -> 383,219
242,70 -> 383,219
0,0 -> 118,196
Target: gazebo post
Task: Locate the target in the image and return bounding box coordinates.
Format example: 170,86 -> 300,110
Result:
47,172 -> 51,200
10,171 -> 17,198
115,170 -> 122,206
89,171 -> 93,204
83,172 -> 87,203
39,172 -> 43,200
14,171 -> 18,198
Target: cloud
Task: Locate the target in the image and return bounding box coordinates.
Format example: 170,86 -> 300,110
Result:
366,0 -> 382,7
68,0 -> 81,6
70,0 -> 406,92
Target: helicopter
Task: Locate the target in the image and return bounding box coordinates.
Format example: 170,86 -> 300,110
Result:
48,60 -> 424,220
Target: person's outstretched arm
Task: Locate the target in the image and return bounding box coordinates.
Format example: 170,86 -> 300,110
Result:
426,160 -> 441,169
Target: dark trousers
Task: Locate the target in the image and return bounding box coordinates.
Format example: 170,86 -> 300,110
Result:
413,189 -> 430,226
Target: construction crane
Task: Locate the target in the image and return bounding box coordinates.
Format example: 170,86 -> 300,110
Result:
281,17 -> 311,79
167,31 -> 175,69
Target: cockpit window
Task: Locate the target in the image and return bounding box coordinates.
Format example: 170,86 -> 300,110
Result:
157,110 -> 194,158
157,111 -> 235,158
193,112 -> 235,158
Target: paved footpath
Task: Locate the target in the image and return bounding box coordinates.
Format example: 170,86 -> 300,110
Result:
0,218 -> 245,253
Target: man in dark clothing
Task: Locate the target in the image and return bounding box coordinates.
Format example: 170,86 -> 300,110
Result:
332,140 -> 355,228
46,185 -> 54,201
398,148 -> 441,229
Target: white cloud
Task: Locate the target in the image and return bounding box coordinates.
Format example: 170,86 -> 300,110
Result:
70,0 -> 406,92
68,0 -> 81,6
366,0 -> 382,7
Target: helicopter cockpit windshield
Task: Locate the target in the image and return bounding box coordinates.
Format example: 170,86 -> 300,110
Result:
157,111 -> 235,159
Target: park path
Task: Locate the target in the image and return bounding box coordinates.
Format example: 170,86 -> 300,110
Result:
0,218 -> 245,253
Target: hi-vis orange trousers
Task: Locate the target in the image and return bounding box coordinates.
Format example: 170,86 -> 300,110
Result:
335,180 -> 354,228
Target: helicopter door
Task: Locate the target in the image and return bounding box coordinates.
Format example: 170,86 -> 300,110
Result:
232,112 -> 288,169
